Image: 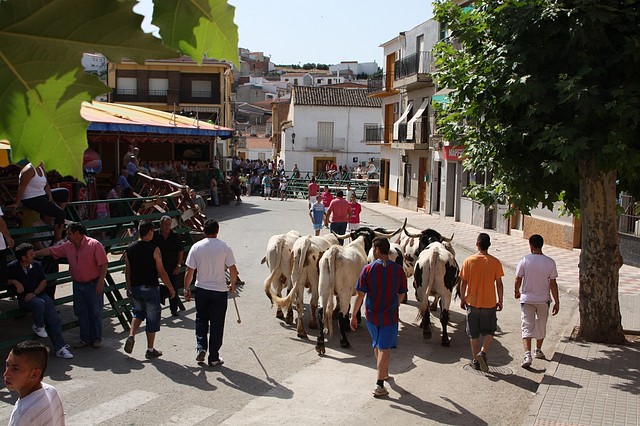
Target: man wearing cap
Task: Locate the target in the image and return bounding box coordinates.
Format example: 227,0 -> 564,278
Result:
153,216 -> 185,316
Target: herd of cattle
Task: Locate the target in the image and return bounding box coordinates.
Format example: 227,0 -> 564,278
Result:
261,219 -> 460,355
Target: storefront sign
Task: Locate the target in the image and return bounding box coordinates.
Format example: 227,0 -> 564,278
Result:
443,145 -> 465,161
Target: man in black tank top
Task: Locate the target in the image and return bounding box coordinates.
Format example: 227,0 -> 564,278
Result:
124,221 -> 175,359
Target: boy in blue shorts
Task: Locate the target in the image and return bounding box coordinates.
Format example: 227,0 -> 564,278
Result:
351,238 -> 408,397
309,195 -> 325,236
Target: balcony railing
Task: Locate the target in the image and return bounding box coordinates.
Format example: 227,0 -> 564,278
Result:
365,122 -> 431,145
367,73 -> 396,94
303,137 -> 346,151
394,51 -> 434,80
113,88 -> 221,104
113,89 -> 169,103
364,125 -> 392,144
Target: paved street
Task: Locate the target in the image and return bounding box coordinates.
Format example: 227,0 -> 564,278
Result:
2,195 -> 632,425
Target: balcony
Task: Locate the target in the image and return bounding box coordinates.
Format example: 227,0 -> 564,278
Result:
364,125 -> 393,145
394,51 -> 435,90
367,74 -> 400,98
302,137 -> 346,152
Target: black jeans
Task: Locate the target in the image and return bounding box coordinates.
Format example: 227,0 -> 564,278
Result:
194,287 -> 228,362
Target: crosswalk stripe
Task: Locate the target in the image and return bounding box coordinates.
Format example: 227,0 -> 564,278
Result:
159,405 -> 218,425
67,390 -> 158,425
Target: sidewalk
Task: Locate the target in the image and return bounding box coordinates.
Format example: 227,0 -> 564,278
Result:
361,201 -> 640,426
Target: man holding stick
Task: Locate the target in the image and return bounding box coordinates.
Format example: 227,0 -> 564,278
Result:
184,219 -> 238,367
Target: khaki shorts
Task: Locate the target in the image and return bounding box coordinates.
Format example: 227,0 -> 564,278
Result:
520,302 -> 549,339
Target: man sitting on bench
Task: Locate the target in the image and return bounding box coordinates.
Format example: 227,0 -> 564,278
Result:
7,243 -> 73,359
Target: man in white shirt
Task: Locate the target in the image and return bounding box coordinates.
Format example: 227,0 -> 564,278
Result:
514,234 -> 560,368
4,341 -> 65,426
183,220 -> 237,367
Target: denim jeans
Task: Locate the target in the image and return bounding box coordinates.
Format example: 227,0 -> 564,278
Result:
330,222 -> 348,245
194,287 -> 227,362
73,279 -> 103,344
19,293 -> 66,351
168,274 -> 182,314
130,286 -> 161,333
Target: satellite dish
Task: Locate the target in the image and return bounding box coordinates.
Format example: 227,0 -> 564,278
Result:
83,148 -> 102,175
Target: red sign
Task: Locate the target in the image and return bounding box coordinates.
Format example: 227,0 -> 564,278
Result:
443,145 -> 465,161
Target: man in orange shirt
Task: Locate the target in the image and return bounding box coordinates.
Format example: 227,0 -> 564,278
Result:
459,233 -> 504,372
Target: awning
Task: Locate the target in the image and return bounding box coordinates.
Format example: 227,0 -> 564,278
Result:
406,98 -> 430,140
393,101 -> 413,140
82,101 -> 234,139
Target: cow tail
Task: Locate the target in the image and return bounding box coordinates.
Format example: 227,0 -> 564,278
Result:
325,246 -> 339,337
273,239 -> 308,310
264,237 -> 286,304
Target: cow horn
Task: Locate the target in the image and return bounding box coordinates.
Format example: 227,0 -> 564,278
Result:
442,233 -> 454,242
332,230 -> 351,240
403,223 -> 421,239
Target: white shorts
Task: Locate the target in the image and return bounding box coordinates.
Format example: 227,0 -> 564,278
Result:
520,302 -> 549,340
348,223 -> 360,231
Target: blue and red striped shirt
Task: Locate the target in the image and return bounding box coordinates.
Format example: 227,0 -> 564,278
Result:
356,259 -> 408,326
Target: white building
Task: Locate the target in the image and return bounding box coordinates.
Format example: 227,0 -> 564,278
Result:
330,61 -> 379,76
279,86 -> 382,175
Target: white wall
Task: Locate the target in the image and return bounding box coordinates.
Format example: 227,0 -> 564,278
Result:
282,104 -> 381,172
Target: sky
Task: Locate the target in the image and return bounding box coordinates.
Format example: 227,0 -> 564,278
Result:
135,0 -> 435,66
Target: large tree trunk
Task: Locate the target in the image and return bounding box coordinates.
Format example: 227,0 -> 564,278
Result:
577,159 -> 625,343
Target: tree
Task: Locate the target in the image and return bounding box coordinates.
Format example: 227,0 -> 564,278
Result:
434,0 -> 640,343
0,0 -> 239,178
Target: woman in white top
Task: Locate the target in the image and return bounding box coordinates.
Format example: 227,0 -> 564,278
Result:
13,162 -> 68,242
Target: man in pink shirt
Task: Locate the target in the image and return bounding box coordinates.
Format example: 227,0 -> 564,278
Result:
324,190 -> 351,244
36,222 -> 108,348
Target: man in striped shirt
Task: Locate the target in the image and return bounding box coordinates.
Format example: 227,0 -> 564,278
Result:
350,238 -> 408,398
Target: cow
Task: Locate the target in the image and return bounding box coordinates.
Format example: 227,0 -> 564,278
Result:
262,230 -> 301,324
316,235 -> 368,355
413,241 -> 460,347
272,234 -> 338,338
398,218 -> 454,279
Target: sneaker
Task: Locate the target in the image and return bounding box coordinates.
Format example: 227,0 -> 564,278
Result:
471,360 -> 481,370
171,311 -> 179,317
534,349 -> 545,359
476,351 -> 489,372
196,350 -> 206,362
32,324 -> 48,338
56,345 -> 74,359
522,352 -> 533,368
124,336 -> 135,354
372,385 -> 389,398
208,358 -> 224,367
145,348 -> 163,359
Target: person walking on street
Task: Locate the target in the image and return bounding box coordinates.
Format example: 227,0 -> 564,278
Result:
324,190 -> 351,243
153,216 -> 185,317
261,173 -> 271,200
348,193 -> 362,231
459,233 -> 504,372
309,195 -> 325,236
35,222 -> 108,349
321,186 -> 333,212
124,221 -> 176,359
7,244 -> 74,359
183,219 -> 238,367
350,238 -> 408,398
4,341 -> 66,426
515,234 -> 560,368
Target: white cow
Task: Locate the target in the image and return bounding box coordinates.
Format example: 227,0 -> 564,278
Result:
262,230 -> 301,324
316,235 -> 368,355
413,241 -> 460,347
273,234 -> 338,338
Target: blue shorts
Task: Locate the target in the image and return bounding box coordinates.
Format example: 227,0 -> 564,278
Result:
366,321 -> 398,350
466,306 -> 497,339
313,222 -> 323,231
130,286 -> 161,333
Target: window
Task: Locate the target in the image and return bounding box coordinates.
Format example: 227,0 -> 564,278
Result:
317,79 -> 322,84
294,78 -> 299,85
149,78 -> 168,96
403,163 -> 412,197
192,80 -> 211,98
327,79 -> 332,84
116,77 -> 136,95
317,122 -> 334,150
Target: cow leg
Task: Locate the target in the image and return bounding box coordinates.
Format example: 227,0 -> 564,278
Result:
308,288 -> 319,329
295,295 -> 307,338
338,312 -> 351,348
440,308 -> 451,347
285,307 -> 294,325
421,315 -> 432,340
276,308 -> 285,319
316,307 -> 326,355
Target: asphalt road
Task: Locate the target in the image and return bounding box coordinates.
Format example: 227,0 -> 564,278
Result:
0,196 -> 579,425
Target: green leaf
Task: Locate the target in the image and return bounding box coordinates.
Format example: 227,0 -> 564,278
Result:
0,0 -> 177,178
153,0 -> 239,67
